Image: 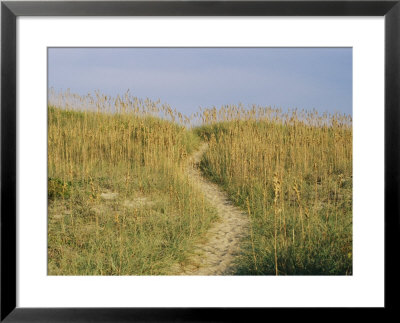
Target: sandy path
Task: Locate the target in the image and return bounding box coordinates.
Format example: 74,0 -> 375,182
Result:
171,143 -> 250,275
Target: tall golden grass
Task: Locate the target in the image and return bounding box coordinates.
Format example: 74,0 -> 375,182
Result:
195,106 -> 352,275
48,91 -> 217,275
48,90 -> 352,275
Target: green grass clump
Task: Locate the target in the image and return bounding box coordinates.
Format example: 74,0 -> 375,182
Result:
48,177 -> 71,201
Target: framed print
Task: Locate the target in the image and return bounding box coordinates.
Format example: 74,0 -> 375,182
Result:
1,0 -> 399,321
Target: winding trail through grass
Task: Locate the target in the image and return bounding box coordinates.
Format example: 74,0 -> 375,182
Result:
171,143 -> 250,275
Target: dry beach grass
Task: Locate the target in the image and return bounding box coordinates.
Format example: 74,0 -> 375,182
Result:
48,91 -> 352,275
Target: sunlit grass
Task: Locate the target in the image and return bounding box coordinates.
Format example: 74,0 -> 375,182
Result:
195,106 -> 352,275
48,94 -> 217,275
48,91 -> 352,275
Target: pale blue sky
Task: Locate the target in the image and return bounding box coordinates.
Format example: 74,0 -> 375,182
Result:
48,48 -> 352,115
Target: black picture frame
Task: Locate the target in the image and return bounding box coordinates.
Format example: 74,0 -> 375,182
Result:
1,0 -> 399,321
